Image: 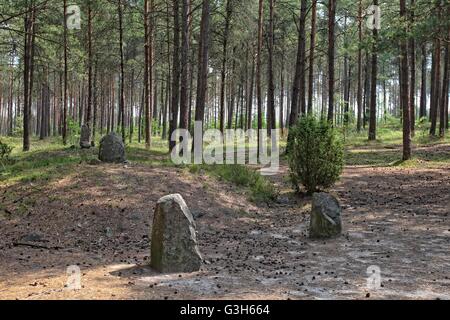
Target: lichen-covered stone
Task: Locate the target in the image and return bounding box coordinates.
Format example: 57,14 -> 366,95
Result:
309,192 -> 342,239
151,194 -> 202,273
98,132 -> 126,163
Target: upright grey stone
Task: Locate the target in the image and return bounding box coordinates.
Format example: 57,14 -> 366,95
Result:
80,124 -> 91,149
310,192 -> 342,239
98,132 -> 126,163
151,194 -> 202,273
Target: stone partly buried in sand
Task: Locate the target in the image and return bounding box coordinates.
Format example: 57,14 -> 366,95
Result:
151,194 -> 203,273
98,132 -> 126,163
309,192 -> 342,239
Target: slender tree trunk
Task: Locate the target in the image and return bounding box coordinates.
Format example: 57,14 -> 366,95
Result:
267,0 -> 276,135
247,47 -> 255,130
118,0 -> 126,142
169,0 -> 180,150
62,0 -> 68,145
419,44 -> 427,119
307,0 -> 317,115
357,0 -> 363,132
179,0 -> 190,131
289,0 -> 307,127
400,0 -> 411,160
194,0 -> 210,135
368,1 -> 378,141
409,0 -> 416,136
440,29 -> 449,136
219,0 -> 232,133
256,0 -> 263,155
327,0 -> 336,123
86,1 -> 93,145
430,1 -> 441,136
23,0 -> 36,152
280,55 -> 285,134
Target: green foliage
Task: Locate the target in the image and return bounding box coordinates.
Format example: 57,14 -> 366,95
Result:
67,117 -> 81,147
189,164 -> 277,203
288,116 -> 344,194
0,140 -> 14,167
12,116 -> 23,137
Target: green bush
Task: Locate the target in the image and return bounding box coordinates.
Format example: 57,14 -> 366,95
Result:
0,140 -> 13,167
288,115 -> 344,194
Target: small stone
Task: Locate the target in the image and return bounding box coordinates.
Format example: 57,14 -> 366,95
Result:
21,232 -> 44,242
309,192 -> 342,239
80,124 -> 91,149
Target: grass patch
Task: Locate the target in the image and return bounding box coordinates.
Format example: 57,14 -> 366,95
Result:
188,164 -> 277,203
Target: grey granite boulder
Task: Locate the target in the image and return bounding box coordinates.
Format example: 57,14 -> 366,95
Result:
80,124 -> 91,149
151,194 -> 202,273
98,132 -> 126,163
309,192 -> 342,239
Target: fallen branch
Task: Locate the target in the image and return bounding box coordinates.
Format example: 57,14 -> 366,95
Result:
12,242 -> 63,250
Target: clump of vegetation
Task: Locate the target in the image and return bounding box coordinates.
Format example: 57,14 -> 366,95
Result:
189,164 -> 277,203
288,116 -> 344,194
0,140 -> 13,168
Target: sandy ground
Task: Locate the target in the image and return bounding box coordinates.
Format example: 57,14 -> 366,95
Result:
0,156 -> 449,300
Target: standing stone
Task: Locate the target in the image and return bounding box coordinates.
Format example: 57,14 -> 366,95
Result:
98,132 -> 126,163
309,192 -> 342,239
151,194 -> 202,273
80,124 -> 91,149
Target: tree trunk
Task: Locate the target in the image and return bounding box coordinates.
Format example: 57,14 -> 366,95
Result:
368,1 -> 378,141
419,44 -> 427,119
400,0 -> 411,160
23,0 -> 36,152
169,0 -> 180,150
357,0 -> 363,132
267,0 -> 276,134
179,0 -> 190,131
440,29 -> 449,136
194,0 -> 210,134
429,1 -> 441,136
118,0 -> 126,142
256,0 -> 263,155
307,0 -> 317,115
409,0 -> 416,136
327,0 -> 336,123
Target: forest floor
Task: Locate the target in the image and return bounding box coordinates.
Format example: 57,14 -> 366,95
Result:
0,131 -> 449,300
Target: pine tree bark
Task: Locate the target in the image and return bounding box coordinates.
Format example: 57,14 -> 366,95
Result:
357,0 -> 363,132
429,1 -> 441,136
23,0 -> 36,152
307,0 -> 317,115
219,0 -> 232,133
368,1 -> 378,141
194,0 -> 210,133
400,0 -> 412,160
256,0 -> 263,155
179,0 -> 190,131
327,0 -> 336,123
169,0 -> 180,150
419,44 -> 427,119
289,0 -> 307,126
118,0 -> 126,142
440,29 -> 449,136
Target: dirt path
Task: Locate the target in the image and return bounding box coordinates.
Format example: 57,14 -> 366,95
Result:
0,160 -> 449,300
